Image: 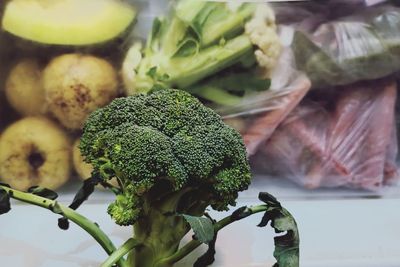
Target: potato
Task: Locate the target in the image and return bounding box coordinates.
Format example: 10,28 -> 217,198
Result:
43,53 -> 118,129
5,58 -> 47,116
0,117 -> 71,191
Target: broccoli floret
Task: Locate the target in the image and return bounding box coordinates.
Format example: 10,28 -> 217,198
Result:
80,89 -> 251,225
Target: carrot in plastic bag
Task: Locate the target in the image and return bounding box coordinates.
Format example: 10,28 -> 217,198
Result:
254,78 -> 398,190
241,75 -> 310,156
220,46 -> 312,156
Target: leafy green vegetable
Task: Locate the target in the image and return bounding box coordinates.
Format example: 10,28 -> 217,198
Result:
293,19 -> 398,88
292,31 -> 344,88
124,0 -> 259,95
258,192 -> 299,267
183,214 -> 215,244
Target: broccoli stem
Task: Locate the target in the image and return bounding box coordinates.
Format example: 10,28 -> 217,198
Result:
0,185 -> 128,267
157,204 -> 269,266
127,188 -> 207,267
168,34 -> 253,88
128,211 -> 188,267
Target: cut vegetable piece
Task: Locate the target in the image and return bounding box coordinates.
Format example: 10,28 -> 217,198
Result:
2,0 -> 136,45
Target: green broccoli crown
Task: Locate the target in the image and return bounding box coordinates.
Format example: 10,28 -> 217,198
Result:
80,89 -> 251,225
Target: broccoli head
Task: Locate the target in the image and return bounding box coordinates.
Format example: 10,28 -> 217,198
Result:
80,89 -> 251,226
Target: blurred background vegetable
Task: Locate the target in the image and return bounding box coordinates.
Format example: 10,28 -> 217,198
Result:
43,53 -> 119,130
0,117 -> 71,191
121,0 -> 280,108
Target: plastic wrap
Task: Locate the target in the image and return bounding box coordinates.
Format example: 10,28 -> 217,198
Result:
252,78 -> 399,190
290,5 -> 400,88
220,47 -> 311,156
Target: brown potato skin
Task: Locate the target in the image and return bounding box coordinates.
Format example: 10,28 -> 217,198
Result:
43,53 -> 118,130
0,117 -> 71,191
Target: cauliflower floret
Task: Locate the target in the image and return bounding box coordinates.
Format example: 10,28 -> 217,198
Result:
245,4 -> 282,77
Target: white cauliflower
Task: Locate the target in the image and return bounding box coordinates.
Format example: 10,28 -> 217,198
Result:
245,4 -> 282,77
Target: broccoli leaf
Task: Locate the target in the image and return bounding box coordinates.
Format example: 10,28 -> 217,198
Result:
59,173 -> 103,230
183,214 -> 215,244
258,192 -> 299,267
28,186 -> 58,200
69,174 -> 103,210
0,188 -> 11,215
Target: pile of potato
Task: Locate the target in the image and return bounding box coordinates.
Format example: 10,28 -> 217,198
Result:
0,53 -> 120,191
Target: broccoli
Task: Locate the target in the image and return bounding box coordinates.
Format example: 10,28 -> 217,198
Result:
79,89 -> 251,265
121,0 -> 280,106
0,89 -> 299,267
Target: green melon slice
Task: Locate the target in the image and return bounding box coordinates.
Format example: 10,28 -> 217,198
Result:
2,0 -> 136,45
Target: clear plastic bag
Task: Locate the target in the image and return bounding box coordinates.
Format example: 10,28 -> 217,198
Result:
290,5 -> 400,88
220,47 -> 311,156
252,78 -> 399,190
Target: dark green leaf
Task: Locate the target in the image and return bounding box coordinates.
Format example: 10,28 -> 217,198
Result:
258,192 -> 281,208
258,194 -> 299,267
257,208 -> 280,228
58,173 -> 102,230
183,215 -> 214,244
69,174 -> 102,210
0,188 -> 11,215
28,186 -> 58,200
193,232 -> 218,267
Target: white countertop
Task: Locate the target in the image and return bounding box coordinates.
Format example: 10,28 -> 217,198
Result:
0,183 -> 399,267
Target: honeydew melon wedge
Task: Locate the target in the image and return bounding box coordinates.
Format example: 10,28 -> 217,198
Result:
2,0 -> 136,46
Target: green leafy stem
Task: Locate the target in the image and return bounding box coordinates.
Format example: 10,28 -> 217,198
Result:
158,192 -> 299,267
0,184 -> 129,267
0,184 -> 299,267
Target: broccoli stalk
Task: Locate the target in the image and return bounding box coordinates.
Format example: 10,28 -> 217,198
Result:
125,1 -> 257,94
128,189 -> 200,267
